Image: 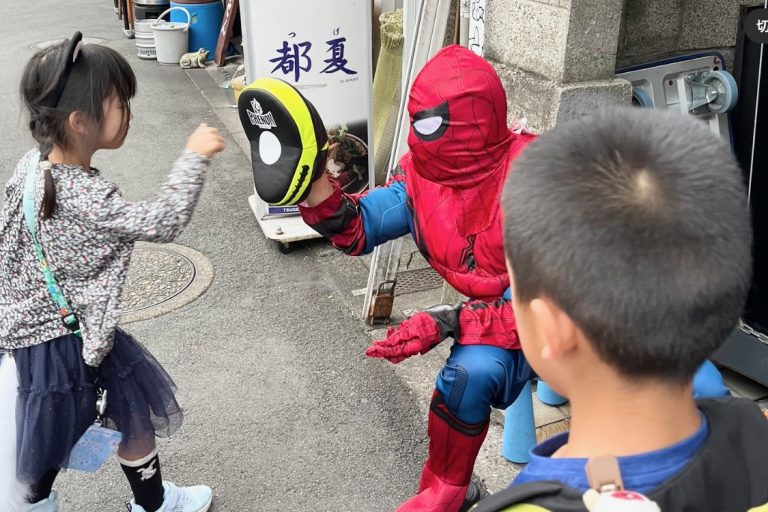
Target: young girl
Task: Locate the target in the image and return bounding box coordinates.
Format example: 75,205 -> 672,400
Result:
0,33 -> 225,512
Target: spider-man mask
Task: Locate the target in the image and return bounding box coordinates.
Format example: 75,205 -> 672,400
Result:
407,45 -> 512,188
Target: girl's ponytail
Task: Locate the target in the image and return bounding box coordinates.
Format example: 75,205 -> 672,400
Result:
28,117 -> 59,220
42,167 -> 56,220
21,46 -> 69,220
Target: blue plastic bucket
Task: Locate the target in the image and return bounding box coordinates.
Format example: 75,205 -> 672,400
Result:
170,1 -> 223,61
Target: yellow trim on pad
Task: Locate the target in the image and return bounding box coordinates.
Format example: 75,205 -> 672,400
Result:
499,505 -> 551,512
245,77 -> 319,205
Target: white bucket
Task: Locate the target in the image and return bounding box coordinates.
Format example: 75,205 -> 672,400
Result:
135,18 -> 155,35
152,7 -> 190,65
135,31 -> 156,60
136,45 -> 157,60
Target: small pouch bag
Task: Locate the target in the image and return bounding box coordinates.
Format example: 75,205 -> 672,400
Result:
64,389 -> 123,472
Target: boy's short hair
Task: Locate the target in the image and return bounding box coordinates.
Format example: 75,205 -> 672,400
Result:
502,108 -> 752,382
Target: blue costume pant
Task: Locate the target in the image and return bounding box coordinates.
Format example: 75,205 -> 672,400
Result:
435,344 -> 535,425
436,345 -> 729,425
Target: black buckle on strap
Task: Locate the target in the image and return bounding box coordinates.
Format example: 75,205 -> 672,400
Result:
61,312 -> 81,334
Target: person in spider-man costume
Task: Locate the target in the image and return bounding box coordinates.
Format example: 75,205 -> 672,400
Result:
299,45 -> 534,511
297,43 -> 731,511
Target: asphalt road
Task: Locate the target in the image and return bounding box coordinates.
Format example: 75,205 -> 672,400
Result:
0,1 -> 426,510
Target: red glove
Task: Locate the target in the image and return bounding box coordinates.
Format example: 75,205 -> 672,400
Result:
365,305 -> 458,364
366,298 -> 520,363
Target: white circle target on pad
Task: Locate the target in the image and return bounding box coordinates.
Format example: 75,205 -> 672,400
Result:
259,131 -> 282,166
238,77 -> 329,206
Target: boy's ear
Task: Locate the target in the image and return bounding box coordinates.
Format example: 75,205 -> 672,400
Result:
529,297 -> 577,360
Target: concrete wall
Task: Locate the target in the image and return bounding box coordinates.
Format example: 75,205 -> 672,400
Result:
482,0 -> 759,131
484,0 -> 631,131
616,0 -> 755,72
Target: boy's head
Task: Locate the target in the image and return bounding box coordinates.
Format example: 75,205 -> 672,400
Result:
502,108 -> 751,390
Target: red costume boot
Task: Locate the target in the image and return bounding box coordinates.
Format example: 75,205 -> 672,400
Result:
397,391 -> 490,512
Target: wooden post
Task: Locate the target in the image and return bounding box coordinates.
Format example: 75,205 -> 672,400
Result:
127,0 -> 135,30
215,0 -> 239,66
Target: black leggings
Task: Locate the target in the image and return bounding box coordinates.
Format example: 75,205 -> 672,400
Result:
28,469 -> 59,503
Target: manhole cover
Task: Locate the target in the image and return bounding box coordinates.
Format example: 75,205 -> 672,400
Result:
30,38 -> 109,50
121,245 -> 195,313
119,242 -> 214,323
395,267 -> 444,296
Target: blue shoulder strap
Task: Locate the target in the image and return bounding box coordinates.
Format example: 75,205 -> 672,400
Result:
22,151 -> 81,337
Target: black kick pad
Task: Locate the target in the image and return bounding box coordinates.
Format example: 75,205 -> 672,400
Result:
238,77 -> 328,206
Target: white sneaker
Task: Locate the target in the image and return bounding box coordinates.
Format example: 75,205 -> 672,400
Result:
126,481 -> 212,512
22,491 -> 59,512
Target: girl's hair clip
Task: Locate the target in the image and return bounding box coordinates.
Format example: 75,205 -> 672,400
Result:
41,31 -> 84,109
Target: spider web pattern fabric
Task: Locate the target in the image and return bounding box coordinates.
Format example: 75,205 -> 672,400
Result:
404,45 -> 535,301
299,45 -> 533,350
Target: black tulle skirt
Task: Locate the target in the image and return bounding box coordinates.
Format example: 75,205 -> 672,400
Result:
7,328 -> 183,484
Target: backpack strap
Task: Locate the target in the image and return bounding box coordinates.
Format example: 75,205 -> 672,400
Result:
585,456 -> 623,493
22,151 -> 81,337
470,481 -> 586,512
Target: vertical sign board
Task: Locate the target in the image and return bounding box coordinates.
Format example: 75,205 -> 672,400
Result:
240,0 -> 374,217
468,0 -> 485,56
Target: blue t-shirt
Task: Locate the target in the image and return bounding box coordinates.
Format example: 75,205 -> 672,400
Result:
513,413 -> 709,494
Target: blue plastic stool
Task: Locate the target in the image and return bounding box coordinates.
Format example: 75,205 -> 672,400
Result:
501,381 -> 536,463
536,380 -> 568,406
693,360 -> 730,398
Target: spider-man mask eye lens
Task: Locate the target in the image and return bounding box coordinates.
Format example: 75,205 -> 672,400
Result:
412,101 -> 449,141
413,116 -> 443,136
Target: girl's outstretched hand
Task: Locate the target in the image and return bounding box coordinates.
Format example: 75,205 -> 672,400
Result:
186,123 -> 226,159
